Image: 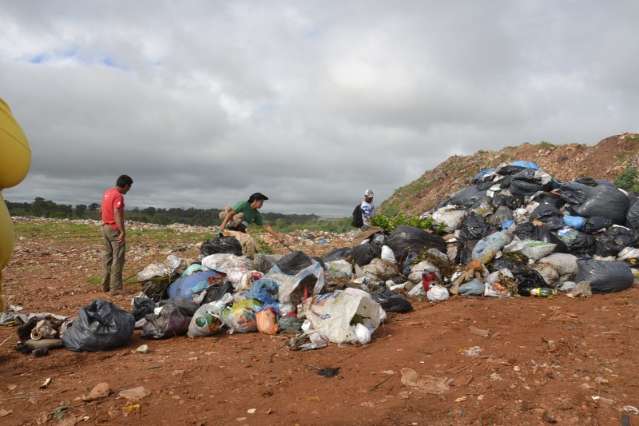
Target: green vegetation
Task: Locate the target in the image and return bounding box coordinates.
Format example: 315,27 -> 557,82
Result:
253,234 -> 274,254
263,217 -> 352,233
86,275 -> 102,285
371,213 -> 446,234
13,221 -> 211,244
7,197 -> 347,232
538,140 -> 555,149
615,165 -> 639,193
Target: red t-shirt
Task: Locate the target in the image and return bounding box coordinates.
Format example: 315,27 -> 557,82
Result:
101,188 -> 125,229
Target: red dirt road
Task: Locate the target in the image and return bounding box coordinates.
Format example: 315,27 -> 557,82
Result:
1,233 -> 639,425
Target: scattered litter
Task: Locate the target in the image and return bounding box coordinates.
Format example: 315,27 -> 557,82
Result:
118,386 -> 151,402
400,368 -> 450,395
463,346 -> 482,357
135,344 -> 150,354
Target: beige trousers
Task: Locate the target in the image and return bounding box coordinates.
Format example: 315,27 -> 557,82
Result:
101,225 -> 125,291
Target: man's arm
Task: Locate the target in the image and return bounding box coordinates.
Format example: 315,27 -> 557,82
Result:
115,207 -> 125,243
219,208 -> 236,233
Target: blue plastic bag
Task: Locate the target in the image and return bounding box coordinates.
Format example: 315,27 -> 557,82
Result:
459,279 -> 485,296
563,215 -> 586,230
500,219 -> 514,230
247,278 -> 280,312
511,160 -> 539,170
168,270 -> 224,300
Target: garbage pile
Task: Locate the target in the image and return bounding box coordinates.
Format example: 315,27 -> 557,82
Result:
6,159 -> 639,356
132,246 -> 387,351
375,159 -> 639,301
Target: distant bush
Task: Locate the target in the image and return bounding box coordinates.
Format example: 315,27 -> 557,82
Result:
615,166 -> 639,193
371,213 -> 446,234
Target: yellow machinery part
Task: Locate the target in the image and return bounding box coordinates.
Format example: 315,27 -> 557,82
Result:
0,98 -> 31,309
0,98 -> 31,188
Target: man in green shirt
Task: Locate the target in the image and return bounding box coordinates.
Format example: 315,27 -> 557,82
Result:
218,193 -> 270,257
219,192 -> 269,233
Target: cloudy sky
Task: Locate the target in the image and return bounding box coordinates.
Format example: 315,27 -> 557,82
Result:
2,1 -> 638,215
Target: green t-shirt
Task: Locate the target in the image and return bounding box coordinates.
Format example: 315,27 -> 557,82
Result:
233,200 -> 263,226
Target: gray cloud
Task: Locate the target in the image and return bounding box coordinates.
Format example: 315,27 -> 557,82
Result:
2,0 -> 638,216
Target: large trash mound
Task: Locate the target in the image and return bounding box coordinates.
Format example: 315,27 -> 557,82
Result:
381,133 -> 639,216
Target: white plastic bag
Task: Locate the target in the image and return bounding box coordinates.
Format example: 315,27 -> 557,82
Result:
201,253 -> 252,284
538,253 -> 578,277
268,261 -> 325,306
325,260 -> 353,279
426,285 -> 449,302
432,205 -> 467,232
380,245 -> 396,263
302,288 -> 386,345
359,258 -> 398,281
137,254 -> 183,282
187,293 -> 233,337
504,239 -> 556,261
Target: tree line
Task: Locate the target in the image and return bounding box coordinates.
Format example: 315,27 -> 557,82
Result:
6,197 -> 320,227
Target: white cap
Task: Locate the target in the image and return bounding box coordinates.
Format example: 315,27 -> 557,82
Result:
364,189 -> 374,197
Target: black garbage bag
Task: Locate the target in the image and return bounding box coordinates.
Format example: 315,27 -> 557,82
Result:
370,288 -> 413,313
514,223 -> 563,247
386,225 -> 446,261
380,296 -> 413,313
459,213 -> 492,241
487,206 -> 513,227
627,199 -> 639,230
491,192 -> 523,210
497,165 -> 526,176
141,301 -> 196,339
575,259 -> 634,293
446,186 -> 487,208
201,281 -> 234,305
531,202 -> 561,221
253,254 -> 281,273
489,258 -> 546,289
142,280 -> 171,302
323,247 -> 353,262
509,169 -> 544,197
575,176 -> 599,187
595,226 -> 637,257
456,239 -> 478,265
552,228 -> 595,256
200,236 -> 243,257
583,216 -> 612,234
132,296 -> 156,321
352,242 -> 381,267
62,300 -> 135,352
559,181 -> 630,224
275,251 -> 314,275
531,192 -> 565,208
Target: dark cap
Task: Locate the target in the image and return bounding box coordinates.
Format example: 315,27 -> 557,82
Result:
248,192 -> 269,203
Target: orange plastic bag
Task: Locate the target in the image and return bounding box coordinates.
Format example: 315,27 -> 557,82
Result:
256,309 -> 278,335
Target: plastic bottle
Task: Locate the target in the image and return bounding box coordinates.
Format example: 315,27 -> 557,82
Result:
520,287 -> 558,297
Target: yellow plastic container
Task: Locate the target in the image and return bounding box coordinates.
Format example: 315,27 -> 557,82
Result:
0,98 -> 31,309
0,98 -> 31,189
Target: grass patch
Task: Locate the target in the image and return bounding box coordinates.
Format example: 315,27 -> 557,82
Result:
86,275 -> 102,285
13,221 -> 211,245
266,217 -> 352,233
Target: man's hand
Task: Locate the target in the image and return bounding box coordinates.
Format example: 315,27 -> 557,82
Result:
117,231 -> 125,243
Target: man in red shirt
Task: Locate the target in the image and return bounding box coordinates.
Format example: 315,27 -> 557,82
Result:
100,175 -> 133,294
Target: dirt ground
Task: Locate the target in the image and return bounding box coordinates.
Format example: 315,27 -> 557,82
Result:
1,226 -> 639,426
